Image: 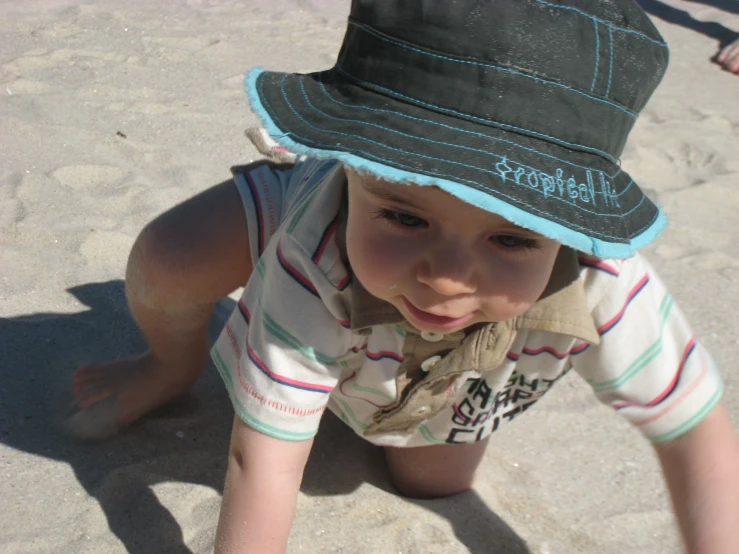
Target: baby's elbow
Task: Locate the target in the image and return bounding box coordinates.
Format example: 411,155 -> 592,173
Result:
228,441 -> 246,472
226,416 -> 254,474
226,415 -> 315,479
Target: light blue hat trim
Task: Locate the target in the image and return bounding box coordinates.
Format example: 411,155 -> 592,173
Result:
244,68 -> 667,259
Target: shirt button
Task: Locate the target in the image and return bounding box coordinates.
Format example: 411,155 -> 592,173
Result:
420,331 -> 444,342
412,405 -> 431,416
420,355 -> 442,372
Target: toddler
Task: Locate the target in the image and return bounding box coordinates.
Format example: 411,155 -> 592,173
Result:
67,1 -> 739,552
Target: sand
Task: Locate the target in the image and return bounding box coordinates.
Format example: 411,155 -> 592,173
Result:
1,1 -> 737,552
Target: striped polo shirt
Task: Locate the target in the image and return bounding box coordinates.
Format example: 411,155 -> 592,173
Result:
211,158 -> 723,446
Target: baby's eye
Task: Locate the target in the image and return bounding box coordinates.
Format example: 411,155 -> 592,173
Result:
492,234 -> 540,250
375,209 -> 427,228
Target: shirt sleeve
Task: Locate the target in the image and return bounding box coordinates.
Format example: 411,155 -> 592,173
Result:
211,231 -> 359,441
569,254 -> 723,443
232,159 -> 336,267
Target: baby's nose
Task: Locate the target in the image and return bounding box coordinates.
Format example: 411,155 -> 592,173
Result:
426,275 -> 477,296
417,239 -> 478,295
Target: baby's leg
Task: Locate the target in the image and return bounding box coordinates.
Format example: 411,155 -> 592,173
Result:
384,438 -> 490,499
67,180 -> 252,440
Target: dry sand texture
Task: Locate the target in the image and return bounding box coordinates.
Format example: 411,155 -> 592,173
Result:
1,0 -> 738,552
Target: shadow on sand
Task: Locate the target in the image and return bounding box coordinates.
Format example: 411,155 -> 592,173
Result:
638,0 -> 738,56
0,280 -> 530,553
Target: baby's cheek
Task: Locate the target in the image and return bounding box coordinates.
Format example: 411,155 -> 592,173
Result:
367,234 -> 408,263
366,238 -> 409,273
482,297 -> 535,321
353,235 -> 414,289
478,264 -> 552,319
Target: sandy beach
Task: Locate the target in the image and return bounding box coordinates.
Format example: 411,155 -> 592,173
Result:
1,1 -> 738,552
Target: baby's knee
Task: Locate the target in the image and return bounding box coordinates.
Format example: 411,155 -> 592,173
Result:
390,472 -> 473,499
125,218 -> 195,304
386,453 -> 476,499
384,441 -> 487,500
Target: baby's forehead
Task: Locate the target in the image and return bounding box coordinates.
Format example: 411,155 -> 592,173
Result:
347,165 -> 542,234
348,166 -> 458,202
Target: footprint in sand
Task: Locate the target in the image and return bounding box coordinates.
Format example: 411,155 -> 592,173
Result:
0,172 -> 25,242
140,36 -> 221,62
0,51 -> 57,93
129,102 -> 174,115
623,135 -> 726,193
1,50 -> 54,76
51,165 -> 126,191
147,36 -> 220,53
4,78 -> 56,95
49,47 -> 127,69
79,229 -> 133,267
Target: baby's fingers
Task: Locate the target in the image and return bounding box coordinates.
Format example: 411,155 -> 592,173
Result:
717,39 -> 739,74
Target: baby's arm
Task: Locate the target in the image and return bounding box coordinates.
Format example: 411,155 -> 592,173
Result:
654,402 -> 739,554
215,415 -> 314,554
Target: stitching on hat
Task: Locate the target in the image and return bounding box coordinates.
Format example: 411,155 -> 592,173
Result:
616,189 -> 645,217
351,22 -> 637,119
606,27 -> 614,97
590,20 -> 599,93
308,79 -> 645,217
253,73 -> 662,244
271,76 -> 661,236
297,79 -> 632,215
533,0 -> 668,46
287,130 -> 657,241
316,82 -> 641,214
267,75 -> 662,240
317,74 -> 621,176
616,179 -> 634,198
335,65 -> 619,164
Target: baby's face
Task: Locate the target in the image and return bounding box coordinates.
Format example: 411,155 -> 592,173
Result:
345,168 -> 561,334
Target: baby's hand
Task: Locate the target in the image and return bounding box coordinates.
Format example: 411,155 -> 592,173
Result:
717,38 -> 739,74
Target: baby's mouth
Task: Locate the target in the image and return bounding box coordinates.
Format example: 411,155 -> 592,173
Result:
402,298 -> 474,329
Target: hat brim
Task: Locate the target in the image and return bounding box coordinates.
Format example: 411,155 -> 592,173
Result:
245,67 -> 665,258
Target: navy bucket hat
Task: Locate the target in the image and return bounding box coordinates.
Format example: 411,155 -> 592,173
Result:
245,0 -> 670,258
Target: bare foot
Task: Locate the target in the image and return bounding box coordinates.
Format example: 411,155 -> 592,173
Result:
718,39 -> 739,74
61,352 -> 204,441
